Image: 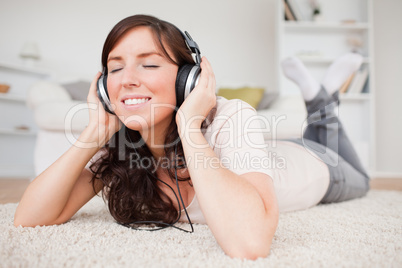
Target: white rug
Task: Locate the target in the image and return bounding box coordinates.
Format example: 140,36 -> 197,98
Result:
1,190 -> 401,268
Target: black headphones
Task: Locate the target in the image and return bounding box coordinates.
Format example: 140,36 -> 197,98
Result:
97,27 -> 202,115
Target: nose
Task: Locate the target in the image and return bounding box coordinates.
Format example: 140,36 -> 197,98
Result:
121,66 -> 140,88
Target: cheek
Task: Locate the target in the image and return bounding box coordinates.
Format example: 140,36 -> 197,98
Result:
152,71 -> 178,104
164,76 -> 177,104
166,68 -> 179,102
106,76 -> 120,101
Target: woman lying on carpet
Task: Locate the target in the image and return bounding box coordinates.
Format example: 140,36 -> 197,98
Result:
14,14 -> 370,259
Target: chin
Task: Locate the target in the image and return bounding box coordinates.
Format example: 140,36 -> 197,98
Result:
123,119 -> 150,132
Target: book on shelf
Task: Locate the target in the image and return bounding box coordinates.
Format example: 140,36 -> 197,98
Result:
339,73 -> 355,94
347,65 -> 369,94
287,0 -> 306,21
361,76 -> 369,93
283,0 -> 296,21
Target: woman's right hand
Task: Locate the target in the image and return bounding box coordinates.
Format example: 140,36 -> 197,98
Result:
14,72 -> 113,227
86,72 -> 122,148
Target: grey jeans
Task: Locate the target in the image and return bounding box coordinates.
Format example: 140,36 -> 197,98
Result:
288,87 -> 370,203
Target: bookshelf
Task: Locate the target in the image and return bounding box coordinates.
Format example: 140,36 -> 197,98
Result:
276,0 -> 375,173
0,61 -> 50,177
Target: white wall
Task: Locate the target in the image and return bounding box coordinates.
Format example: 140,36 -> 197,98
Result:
373,0 -> 402,176
0,0 -> 276,88
1,0 -> 401,175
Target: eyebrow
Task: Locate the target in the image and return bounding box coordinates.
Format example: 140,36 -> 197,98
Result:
107,51 -> 163,63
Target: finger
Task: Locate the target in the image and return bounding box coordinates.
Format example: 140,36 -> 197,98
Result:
88,72 -> 102,99
87,72 -> 107,119
201,57 -> 216,93
202,57 -> 214,82
202,57 -> 213,73
197,57 -> 210,89
208,74 -> 216,94
199,60 -> 213,97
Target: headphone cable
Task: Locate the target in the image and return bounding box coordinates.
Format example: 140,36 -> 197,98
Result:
121,127 -> 194,233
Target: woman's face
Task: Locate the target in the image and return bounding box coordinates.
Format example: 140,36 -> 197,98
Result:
106,26 -> 178,136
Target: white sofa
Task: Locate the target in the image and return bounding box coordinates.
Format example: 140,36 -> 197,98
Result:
27,81 -> 307,176
27,81 -> 89,175
257,94 -> 306,140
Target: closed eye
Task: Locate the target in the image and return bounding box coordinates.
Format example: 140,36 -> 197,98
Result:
143,65 -> 159,69
109,68 -> 122,74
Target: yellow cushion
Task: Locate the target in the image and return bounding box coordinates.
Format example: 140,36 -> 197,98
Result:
217,87 -> 265,109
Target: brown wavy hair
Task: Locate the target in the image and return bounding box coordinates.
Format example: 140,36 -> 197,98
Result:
90,14 -> 215,225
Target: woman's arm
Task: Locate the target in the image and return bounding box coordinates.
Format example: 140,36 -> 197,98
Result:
179,129 -> 279,260
14,72 -> 121,227
14,127 -> 102,227
176,57 -> 278,259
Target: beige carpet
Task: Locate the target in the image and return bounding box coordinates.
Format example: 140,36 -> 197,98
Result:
1,190 -> 401,267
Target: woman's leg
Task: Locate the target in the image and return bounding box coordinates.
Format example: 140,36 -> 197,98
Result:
304,87 -> 368,177
281,54 -> 370,202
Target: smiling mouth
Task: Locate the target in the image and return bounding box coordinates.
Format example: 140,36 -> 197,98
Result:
123,98 -> 151,105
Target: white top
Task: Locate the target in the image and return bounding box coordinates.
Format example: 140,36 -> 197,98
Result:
86,96 -> 330,225
179,96 -> 330,224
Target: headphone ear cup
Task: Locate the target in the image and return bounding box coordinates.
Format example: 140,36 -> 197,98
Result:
96,73 -> 115,114
175,64 -> 201,107
175,64 -> 193,107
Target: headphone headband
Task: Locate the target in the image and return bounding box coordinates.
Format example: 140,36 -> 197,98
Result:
181,31 -> 201,64
172,25 -> 201,65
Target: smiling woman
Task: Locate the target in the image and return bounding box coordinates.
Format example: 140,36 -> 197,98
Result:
91,18 -> 196,228
105,27 -> 178,133
14,14 -> 370,260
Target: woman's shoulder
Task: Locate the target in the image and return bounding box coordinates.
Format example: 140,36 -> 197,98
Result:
214,96 -> 256,117
203,96 -> 258,136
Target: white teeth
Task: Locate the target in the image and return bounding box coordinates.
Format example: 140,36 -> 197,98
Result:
124,98 -> 150,105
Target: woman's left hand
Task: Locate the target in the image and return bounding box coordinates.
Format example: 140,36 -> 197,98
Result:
176,57 -> 216,133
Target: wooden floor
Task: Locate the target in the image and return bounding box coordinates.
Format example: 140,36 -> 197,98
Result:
0,178 -> 401,204
0,179 -> 31,204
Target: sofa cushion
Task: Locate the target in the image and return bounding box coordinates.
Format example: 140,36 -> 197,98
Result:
256,91 -> 279,110
217,87 -> 265,109
27,81 -> 72,109
61,80 -> 91,101
256,95 -> 307,140
34,101 -> 89,133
